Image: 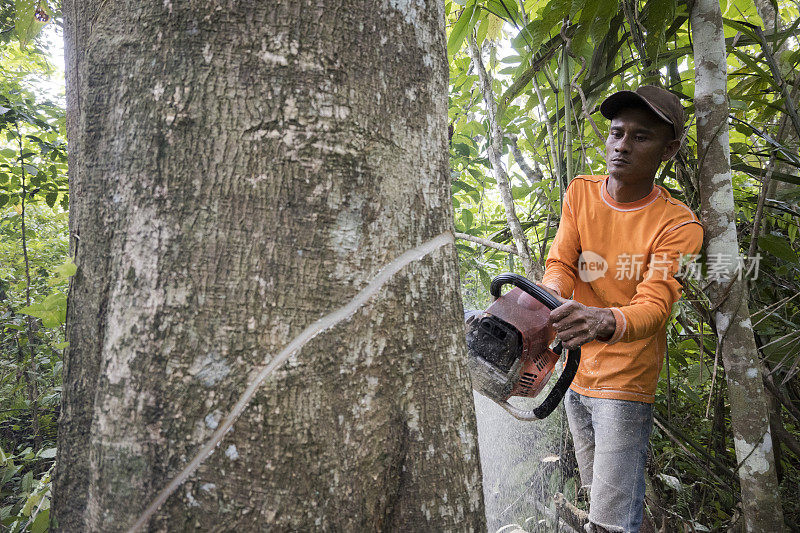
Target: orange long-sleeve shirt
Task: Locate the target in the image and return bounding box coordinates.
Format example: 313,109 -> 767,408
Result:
542,175 -> 703,403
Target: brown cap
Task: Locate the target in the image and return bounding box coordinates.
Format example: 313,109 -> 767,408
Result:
600,85 -> 684,140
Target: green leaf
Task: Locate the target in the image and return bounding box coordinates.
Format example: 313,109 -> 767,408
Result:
448,2 -> 480,56
758,234 -> 798,262
21,471 -> 33,493
500,54 -> 523,64
1,515 -> 25,527
478,268 -> 492,290
453,143 -> 471,157
23,163 -> 38,176
0,148 -> 16,158
31,509 -> 49,533
511,184 -> 531,200
22,491 -> 42,517
486,0 -> 519,23
512,0 -> 570,51
14,0 -> 51,48
461,208 -> 474,229
475,14 -> 490,44
19,293 -> 67,328
643,0 -> 675,59
38,448 -> 56,459
53,258 -> 77,279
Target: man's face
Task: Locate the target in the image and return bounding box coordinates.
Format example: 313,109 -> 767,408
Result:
605,106 -> 678,185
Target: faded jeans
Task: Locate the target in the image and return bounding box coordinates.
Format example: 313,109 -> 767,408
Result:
564,389 -> 653,533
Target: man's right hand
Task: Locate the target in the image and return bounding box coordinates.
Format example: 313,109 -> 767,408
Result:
537,283 -> 616,349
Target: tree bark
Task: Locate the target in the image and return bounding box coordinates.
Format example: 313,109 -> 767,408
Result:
54,1 -> 485,531
690,1 -> 786,531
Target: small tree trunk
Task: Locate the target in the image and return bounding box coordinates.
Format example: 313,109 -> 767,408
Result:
468,36 -> 539,279
54,1 -> 485,530
690,1 -> 785,531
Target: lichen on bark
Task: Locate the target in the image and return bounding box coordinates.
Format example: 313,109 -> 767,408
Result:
691,0 -> 785,530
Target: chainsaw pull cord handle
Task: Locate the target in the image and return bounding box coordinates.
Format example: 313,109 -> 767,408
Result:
489,273 -> 580,421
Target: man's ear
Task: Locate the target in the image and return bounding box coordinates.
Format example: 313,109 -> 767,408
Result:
661,138 -> 681,161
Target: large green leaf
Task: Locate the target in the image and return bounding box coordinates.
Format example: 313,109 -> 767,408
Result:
731,163 -> 800,186
19,293 -> 67,328
481,0 -> 518,24
461,208 -> 474,229
448,2 -> 481,56
643,0 -> 675,60
14,0 -> 51,48
758,234 -> 798,263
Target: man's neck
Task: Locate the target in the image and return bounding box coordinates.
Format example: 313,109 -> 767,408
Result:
606,176 -> 655,203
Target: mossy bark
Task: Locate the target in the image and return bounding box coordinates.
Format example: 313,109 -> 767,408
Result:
54,1 -> 485,530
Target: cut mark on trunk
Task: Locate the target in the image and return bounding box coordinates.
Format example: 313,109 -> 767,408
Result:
126,231 -> 455,532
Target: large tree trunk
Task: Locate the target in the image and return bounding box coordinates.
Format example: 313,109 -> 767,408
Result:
53,1 -> 485,531
690,1 -> 785,531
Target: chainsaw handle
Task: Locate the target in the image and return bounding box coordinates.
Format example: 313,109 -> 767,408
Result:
490,273 -> 563,310
489,273 -> 580,421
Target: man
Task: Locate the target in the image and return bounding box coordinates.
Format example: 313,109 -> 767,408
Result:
540,85 -> 703,533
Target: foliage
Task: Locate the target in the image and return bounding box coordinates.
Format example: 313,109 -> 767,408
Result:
0,0 -> 798,529
0,2 -> 65,531
0,445 -> 54,533
445,0 -> 800,530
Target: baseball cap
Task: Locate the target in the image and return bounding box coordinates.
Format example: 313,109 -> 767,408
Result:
600,85 -> 684,140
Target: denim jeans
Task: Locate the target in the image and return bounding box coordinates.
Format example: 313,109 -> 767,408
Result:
564,389 -> 654,533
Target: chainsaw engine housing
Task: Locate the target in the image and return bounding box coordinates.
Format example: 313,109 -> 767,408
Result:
466,286 -> 559,403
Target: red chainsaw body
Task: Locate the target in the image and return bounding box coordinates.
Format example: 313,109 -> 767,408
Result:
484,287 -> 559,399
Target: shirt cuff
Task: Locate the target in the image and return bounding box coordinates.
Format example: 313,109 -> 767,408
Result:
541,284 -> 561,297
603,307 -> 627,345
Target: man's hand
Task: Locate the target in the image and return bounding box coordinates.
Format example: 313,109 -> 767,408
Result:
549,300 -> 616,350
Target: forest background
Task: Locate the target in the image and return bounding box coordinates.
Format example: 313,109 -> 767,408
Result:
0,0 -> 799,531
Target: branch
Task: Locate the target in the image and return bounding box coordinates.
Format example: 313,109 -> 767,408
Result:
621,0 -> 655,77
16,122 -> 41,448
496,33 -> 564,119
553,492 -> 588,532
747,70 -> 800,259
763,373 -> 800,424
654,411 -> 739,484
531,73 -> 561,186
773,422 -> 800,460
570,56 -> 604,143
507,134 -> 543,187
468,35 -> 540,280
516,0 -> 528,26
753,26 -> 800,141
454,232 -> 517,254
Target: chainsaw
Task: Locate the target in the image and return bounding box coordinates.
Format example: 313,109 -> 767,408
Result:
465,273 -> 580,420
